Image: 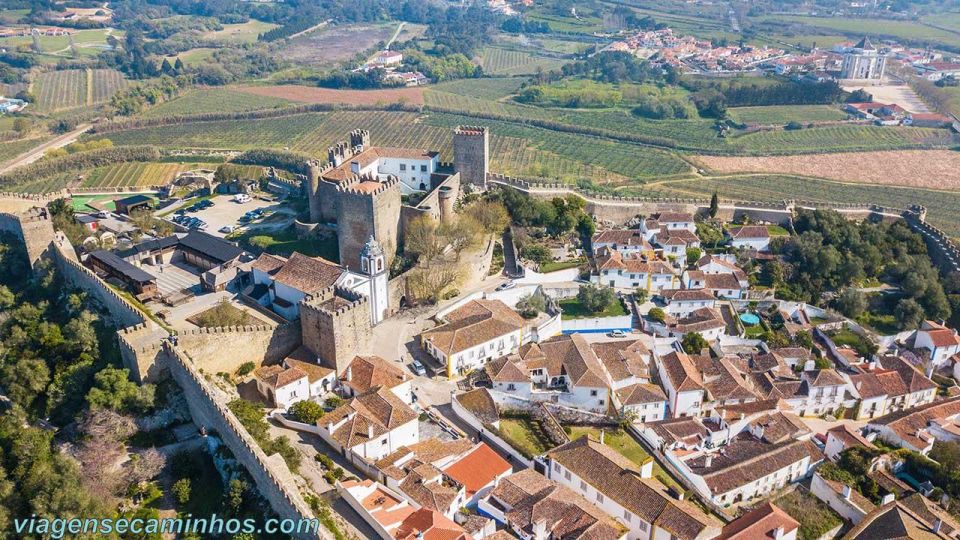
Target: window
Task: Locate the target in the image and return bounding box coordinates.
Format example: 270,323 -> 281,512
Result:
381,439 -> 388,445
400,164 -> 406,171
554,463 -> 560,472
564,470 -> 571,481
507,384 -> 516,391
623,510 -> 631,522
580,480 -> 587,491
420,164 -> 427,172
639,521 -> 648,532
599,400 -> 605,405
597,493 -> 604,503
590,390 -> 598,397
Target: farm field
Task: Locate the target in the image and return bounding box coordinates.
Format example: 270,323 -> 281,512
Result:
634,175 -> 960,236
524,9 -> 605,34
276,23 -> 397,69
0,28 -> 119,60
201,20 -> 277,44
727,105 -> 848,125
90,68 -> 127,104
0,137 -> 51,164
478,47 -> 566,76
757,15 -> 960,49
81,162 -> 210,188
144,88 -> 293,117
168,47 -> 217,66
733,124 -> 954,154
923,12 -> 960,32
428,77 -> 525,100
232,85 -> 425,106
695,150 -> 960,190
33,69 -> 87,111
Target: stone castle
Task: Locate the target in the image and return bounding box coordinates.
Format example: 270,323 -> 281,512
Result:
303,126 -> 489,271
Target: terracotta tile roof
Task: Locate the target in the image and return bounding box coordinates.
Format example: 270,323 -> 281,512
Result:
521,334 -> 609,389
270,252 -> 344,293
805,369 -> 847,388
595,249 -> 675,275
649,416 -> 710,446
590,339 -> 650,382
398,462 -> 461,514
748,411 -> 809,443
727,226 -> 770,240
714,398 -> 783,421
828,424 -> 876,452
547,437 -> 720,539
283,347 -> 334,383
660,288 -> 716,302
920,321 -> 960,348
652,212 -> 694,224
592,229 -> 652,249
845,496 -> 955,540
868,396 -> 960,450
422,300 -> 524,356
657,229 -> 700,245
454,388 -> 500,425
250,252 -> 286,274
692,355 -> 758,403
254,364 -> 307,390
324,387 -> 418,451
896,492 -> 960,537
342,355 -> 411,394
718,502 -> 799,540
443,443 -> 511,496
686,434 -> 823,494
395,508 -> 469,540
490,469 -> 626,540
818,474 -> 877,513
322,146 -> 439,182
484,356 -> 530,383
879,355 -> 937,393
617,383 -> 667,405
671,307 -> 726,334
703,273 -> 744,291
660,351 -> 705,393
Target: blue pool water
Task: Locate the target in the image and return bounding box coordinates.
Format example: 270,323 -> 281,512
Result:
740,313 -> 761,326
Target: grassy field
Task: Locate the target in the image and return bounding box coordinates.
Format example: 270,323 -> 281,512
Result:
231,227 -> 339,262
733,124 -> 953,154
0,28 -> 119,61
428,77 -> 525,100
727,105 -> 849,125
498,417 -> 553,458
757,15 -> 960,49
559,297 -> 628,320
201,20 -> 277,44
478,47 -> 566,76
168,47 -> 217,66
0,137 -> 48,163
525,8 -> 605,34
143,88 -> 292,117
636,174 -> 960,236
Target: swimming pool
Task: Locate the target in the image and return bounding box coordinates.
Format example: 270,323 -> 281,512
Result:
740,313 -> 761,326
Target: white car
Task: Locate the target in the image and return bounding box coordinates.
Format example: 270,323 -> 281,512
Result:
234,194 -> 251,203
608,330 -> 627,338
495,281 -> 516,291
96,211 -> 111,219
219,225 -> 236,234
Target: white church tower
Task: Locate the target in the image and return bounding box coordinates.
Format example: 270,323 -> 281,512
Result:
360,236 -> 389,325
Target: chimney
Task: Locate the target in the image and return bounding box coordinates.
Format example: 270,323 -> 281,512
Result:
842,485 -> 852,500
773,526 -> 785,540
368,424 -> 374,439
640,459 -> 653,479
704,454 -> 713,468
345,365 -> 353,382
882,493 -> 895,505
600,430 -> 605,445
350,161 -> 360,174
933,518 -> 943,533
533,519 -> 547,540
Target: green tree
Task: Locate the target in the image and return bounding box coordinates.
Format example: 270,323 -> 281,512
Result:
681,332 -> 709,354
521,243 -> 552,266
173,478 -> 191,505
325,396 -> 344,409
709,192 -> 719,218
289,400 -> 325,424
685,247 -> 702,265
648,307 -> 666,323
86,367 -> 155,414
225,479 -> 248,515
634,288 -> 648,304
835,288 -> 867,319
895,298 -> 925,330
576,284 -> 615,314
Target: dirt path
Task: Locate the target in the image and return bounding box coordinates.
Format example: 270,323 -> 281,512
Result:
287,19 -> 330,40
85,68 -> 94,106
0,123 -> 92,174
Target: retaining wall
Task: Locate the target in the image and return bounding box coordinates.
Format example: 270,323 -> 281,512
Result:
451,393 -> 534,469
174,322 -> 301,375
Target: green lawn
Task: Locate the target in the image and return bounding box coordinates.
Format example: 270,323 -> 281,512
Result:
727,105 -> 848,125
774,489 -> 842,540
767,225 -> 790,236
232,226 -> 339,262
559,297 -> 628,320
539,258 -> 584,273
566,426 -> 681,490
498,417 -> 553,458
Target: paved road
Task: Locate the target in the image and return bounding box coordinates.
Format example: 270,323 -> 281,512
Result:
0,123 -> 93,174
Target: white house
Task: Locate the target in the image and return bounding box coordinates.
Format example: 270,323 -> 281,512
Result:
726,225 -> 771,251
253,347 -> 336,409
823,424 -> 876,462
658,288 -> 717,318
848,357 -> 937,420
544,437 -> 721,540
654,229 -> 701,268
246,238 -> 388,324
866,396 -> 960,455
317,386 -> 419,462
323,144 -> 441,195
914,320 -> 960,368
421,299 -> 526,378
657,350 -> 705,418
810,472 -> 877,525
591,229 -> 654,258
719,502 -> 800,540
593,248 -> 677,292
648,212 -> 696,233
615,383 -> 667,423
340,355 -> 413,404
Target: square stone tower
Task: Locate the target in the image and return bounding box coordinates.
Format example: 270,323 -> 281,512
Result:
453,126 -> 489,190
300,286 -> 372,374
335,175 -> 401,271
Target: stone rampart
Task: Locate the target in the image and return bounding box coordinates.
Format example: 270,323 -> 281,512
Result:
174,322 -> 301,375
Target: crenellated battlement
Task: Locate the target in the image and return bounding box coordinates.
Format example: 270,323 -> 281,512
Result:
335,174 -> 400,197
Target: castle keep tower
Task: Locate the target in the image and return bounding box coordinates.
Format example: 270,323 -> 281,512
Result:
300,286 -> 372,374
360,236 -> 389,325
336,175 -> 401,271
453,126 -> 489,190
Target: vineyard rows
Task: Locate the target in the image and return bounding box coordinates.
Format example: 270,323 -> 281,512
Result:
727,105 -> 848,125
734,124 -> 954,154
634,175 -> 960,236
428,77 -> 524,100
143,88 -> 292,118
34,69 -> 87,111
99,113 -> 330,149
82,162 -> 206,188
90,69 -> 128,104
479,47 -> 566,76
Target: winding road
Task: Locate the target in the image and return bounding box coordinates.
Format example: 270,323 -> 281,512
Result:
0,123 -> 92,175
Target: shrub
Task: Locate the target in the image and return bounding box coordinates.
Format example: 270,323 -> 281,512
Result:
236,362 -> 255,377
325,396 -> 344,409
648,307 -> 666,322
289,400 -> 325,424
172,478 -> 191,505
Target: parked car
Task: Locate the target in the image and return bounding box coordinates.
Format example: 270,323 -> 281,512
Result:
411,360 -> 427,376
96,211 -> 111,219
495,280 -> 516,291
219,225 -> 236,234
234,194 -> 251,203
608,330 -> 627,338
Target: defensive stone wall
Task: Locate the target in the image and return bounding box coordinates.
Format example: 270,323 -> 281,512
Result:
174,322 -> 301,375
165,345 -> 330,540
54,242 -> 148,328
0,204 -> 56,267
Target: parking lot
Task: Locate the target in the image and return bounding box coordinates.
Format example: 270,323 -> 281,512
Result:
164,194 -> 291,237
